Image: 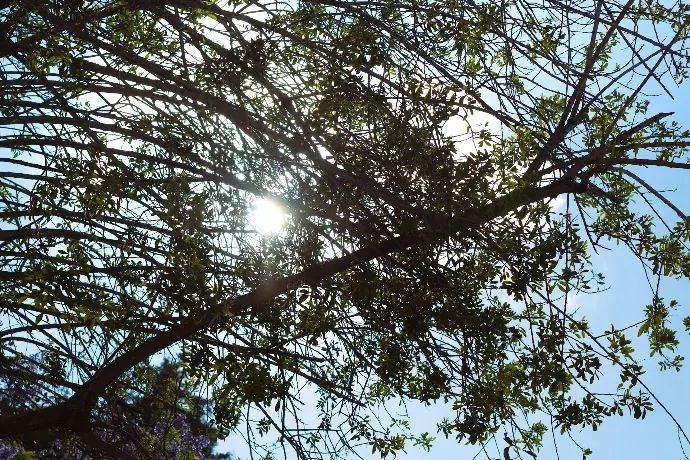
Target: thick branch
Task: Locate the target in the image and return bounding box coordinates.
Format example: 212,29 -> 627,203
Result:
0,179 -> 583,437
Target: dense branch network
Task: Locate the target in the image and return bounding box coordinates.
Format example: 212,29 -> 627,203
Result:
0,0 -> 690,458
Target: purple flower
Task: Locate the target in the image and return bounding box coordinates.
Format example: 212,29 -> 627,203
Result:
151,413 -> 213,458
0,440 -> 21,460
1,358 -> 230,459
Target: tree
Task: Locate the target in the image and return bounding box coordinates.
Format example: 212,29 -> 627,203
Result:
0,357 -> 232,459
1,0 -> 690,458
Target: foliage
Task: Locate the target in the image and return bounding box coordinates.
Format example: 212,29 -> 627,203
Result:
0,358 -> 231,459
1,0 -> 690,458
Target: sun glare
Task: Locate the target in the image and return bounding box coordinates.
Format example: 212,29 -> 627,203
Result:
251,198 -> 285,234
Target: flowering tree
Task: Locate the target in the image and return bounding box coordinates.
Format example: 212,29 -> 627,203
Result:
0,358 -> 231,459
0,441 -> 20,460
1,0 -> 690,458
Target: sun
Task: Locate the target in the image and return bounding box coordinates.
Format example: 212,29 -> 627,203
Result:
250,198 -> 285,234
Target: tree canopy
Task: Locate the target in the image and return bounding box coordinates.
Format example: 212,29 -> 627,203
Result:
1,0 -> 690,458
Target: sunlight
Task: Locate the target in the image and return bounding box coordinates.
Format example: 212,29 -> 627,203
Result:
250,198 -> 285,234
